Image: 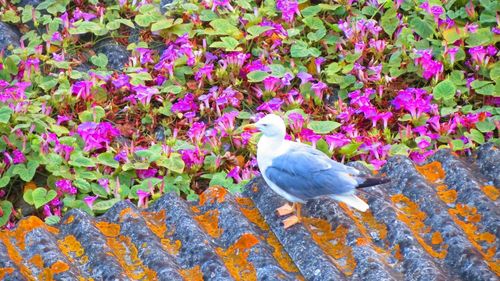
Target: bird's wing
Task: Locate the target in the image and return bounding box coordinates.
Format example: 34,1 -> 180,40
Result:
265,142 -> 360,200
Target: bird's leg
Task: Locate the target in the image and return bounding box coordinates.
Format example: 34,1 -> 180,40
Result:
276,203 -> 295,216
282,203 -> 301,229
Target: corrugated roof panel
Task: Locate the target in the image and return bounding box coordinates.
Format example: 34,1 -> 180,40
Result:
0,148 -> 499,280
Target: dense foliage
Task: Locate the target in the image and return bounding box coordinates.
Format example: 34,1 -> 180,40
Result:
0,0 -> 498,228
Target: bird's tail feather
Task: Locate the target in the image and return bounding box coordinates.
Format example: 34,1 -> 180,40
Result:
356,177 -> 390,189
330,194 -> 369,212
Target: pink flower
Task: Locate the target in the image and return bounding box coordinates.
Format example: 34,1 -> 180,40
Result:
132,85 -> 159,105
171,93 -> 198,114
51,32 -> 62,42
137,190 -> 150,208
276,0 -> 300,23
77,122 -> 120,152
288,113 -> 304,132
56,115 -> 72,125
296,72 -> 313,85
136,168 -> 158,179
227,166 -> 242,183
12,149 -> 26,164
325,133 -> 350,151
55,179 -> 77,195
98,178 -> 110,194
136,48 -> 154,64
256,98 -> 283,113
392,88 -> 434,119
71,80 -> 93,100
84,196 -> 98,209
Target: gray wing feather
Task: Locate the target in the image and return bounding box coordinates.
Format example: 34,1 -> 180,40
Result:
265,143 -> 359,200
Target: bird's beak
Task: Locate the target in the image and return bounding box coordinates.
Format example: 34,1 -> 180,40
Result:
242,123 -> 259,131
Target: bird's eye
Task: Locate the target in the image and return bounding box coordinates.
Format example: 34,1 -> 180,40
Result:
262,124 -> 268,127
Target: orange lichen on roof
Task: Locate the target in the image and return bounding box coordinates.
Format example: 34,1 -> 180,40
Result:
120,207 -> 139,219
179,265 -> 204,281
393,244 -> 403,261
266,231 -> 299,273
448,204 -> 498,274
431,232 -> 443,245
303,217 -> 357,276
57,235 -> 86,265
215,233 -> 259,281
64,215 -> 75,224
50,260 -> 70,274
0,267 -> 15,279
481,185 -> 499,201
236,197 -> 269,230
141,210 -> 167,238
106,235 -> 157,280
199,186 -> 228,206
193,209 -> 222,238
435,185 -> 458,204
415,161 -> 446,183
30,254 -> 44,268
95,221 -> 121,237
339,204 -> 390,257
391,194 -> 448,259
160,238 -> 182,256
0,216 -> 60,278
235,197 -> 298,273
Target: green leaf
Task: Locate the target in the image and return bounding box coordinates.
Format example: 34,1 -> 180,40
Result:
269,64 -> 287,78
433,79 -> 456,100
209,172 -> 234,189
490,64 -> 500,82
301,5 -> 322,17
2,10 -> 20,23
475,84 -> 495,96
290,41 -> 310,58
90,53 -> 108,68
303,16 -> 324,30
389,143 -> 410,156
0,107 -> 13,123
0,201 -> 13,227
156,153 -> 185,173
69,153 -> 95,168
93,198 -> 120,211
450,139 -> 464,151
247,71 -> 270,83
441,28 -> 463,44
246,25 -> 274,37
50,124 -> 69,136
12,161 -> 39,182
151,18 -> 174,32
96,152 -> 119,168
74,178 -> 91,193
45,215 -> 61,225
476,120 -> 496,132
410,18 -> 434,39
32,188 -> 57,209
209,19 -> 240,36
381,8 -> 399,36
465,129 -> 485,144
0,176 -> 10,188
466,28 -> 494,46
308,120 -> 341,134
339,142 -> 361,156
4,55 -> 20,75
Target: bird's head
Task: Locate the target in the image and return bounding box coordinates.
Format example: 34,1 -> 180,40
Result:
252,114 -> 287,139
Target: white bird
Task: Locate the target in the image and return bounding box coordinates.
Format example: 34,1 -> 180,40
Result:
246,114 -> 389,228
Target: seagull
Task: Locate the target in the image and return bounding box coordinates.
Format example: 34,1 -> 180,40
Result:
245,114 -> 389,228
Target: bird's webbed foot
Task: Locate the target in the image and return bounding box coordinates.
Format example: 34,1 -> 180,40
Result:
276,203 -> 295,216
